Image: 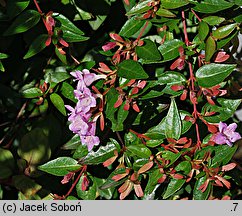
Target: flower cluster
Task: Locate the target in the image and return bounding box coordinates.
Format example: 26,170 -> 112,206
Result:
65,69 -> 106,151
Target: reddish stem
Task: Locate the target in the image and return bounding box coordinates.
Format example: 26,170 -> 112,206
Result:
136,21 -> 149,41
182,11 -> 201,148
33,0 -> 42,14
64,165 -> 87,199
191,9 -> 202,22
181,11 -> 189,46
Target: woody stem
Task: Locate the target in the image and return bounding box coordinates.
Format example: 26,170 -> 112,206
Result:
33,0 -> 43,14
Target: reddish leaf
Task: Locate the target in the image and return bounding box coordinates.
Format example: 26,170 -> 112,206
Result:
134,184 -> 144,197
138,161 -> 154,174
221,163 -> 237,172
114,96 -> 123,108
214,51 -> 230,63
109,33 -> 124,43
59,38 -> 69,47
132,102 -> 140,112
124,100 -> 130,111
102,42 -> 116,51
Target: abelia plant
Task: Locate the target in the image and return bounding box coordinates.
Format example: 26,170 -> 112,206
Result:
0,0 -> 242,200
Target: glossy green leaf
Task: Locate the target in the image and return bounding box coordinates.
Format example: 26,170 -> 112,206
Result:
38,157 -> 81,176
217,31 -> 238,49
50,93 -> 66,116
163,179 -> 186,199
76,174 -> 97,200
45,70 -> 70,85
60,82 -> 77,103
211,145 -> 238,167
193,0 -> 234,13
135,39 -> 161,61
62,134 -> 81,150
105,88 -> 129,131
53,13 -> 89,42
165,98 -> 181,140
24,34 -> 48,59
6,0 -> 30,18
133,158 -> 150,171
119,16 -> 146,37
162,151 -> 182,167
212,23 -> 238,40
0,53 -> 8,59
158,39 -> 184,62
203,16 -> 225,26
156,71 -> 186,85
205,36 -> 216,62
4,10 -> 41,35
18,128 -> 51,165
144,169 -> 163,196
55,47 -> 67,64
73,144 -> 89,160
175,161 -> 191,175
21,87 -> 43,98
156,8 -> 176,17
89,15 -> 107,31
126,144 -> 152,158
193,176 -> 212,200
198,21 -> 209,41
126,0 -> 152,16
162,0 -> 189,9
100,168 -> 127,190
195,63 -> 236,87
95,177 -> 114,199
82,140 -> 120,165
203,98 -> 241,123
117,59 -> 148,79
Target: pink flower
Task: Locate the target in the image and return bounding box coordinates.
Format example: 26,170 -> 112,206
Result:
211,122 -> 241,147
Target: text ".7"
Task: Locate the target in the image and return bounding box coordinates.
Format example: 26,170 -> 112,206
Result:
231,203 -> 238,212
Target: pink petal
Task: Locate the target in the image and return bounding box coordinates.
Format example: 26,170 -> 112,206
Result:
102,42 -> 117,51
218,122 -> 227,133
226,123 -> 237,132
212,133 -> 227,144
228,132 -> 241,143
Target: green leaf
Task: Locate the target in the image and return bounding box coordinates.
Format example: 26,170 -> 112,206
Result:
119,16 -> 146,37
175,161 -> 191,175
163,179 -> 186,199
156,8 -> 176,17
165,98 -> 181,140
4,10 -> 41,35
0,53 -> 9,59
162,0 -> 189,9
45,69 -> 70,85
193,0 -> 234,13
60,82 -> 77,103
38,157 -> 81,176
24,34 -> 48,59
53,13 -> 89,42
89,15 -> 107,31
117,60 -> 148,79
212,23 -> 238,40
73,144 -> 89,159
76,174 -> 97,200
193,176 -> 212,200
0,148 -> 15,179
13,175 -> 42,197
55,47 -> 67,64
21,87 -> 43,98
156,71 -> 186,85
100,168 -> 127,190
198,21 -> 209,41
217,31 -> 238,49
135,39 -> 161,61
211,145 -> 238,167
62,134 -> 81,150
195,63 -> 236,88
50,93 -> 66,116
126,144 -> 152,158
158,39 -> 184,62
133,158 -> 150,171
82,140 -> 120,165
203,98 -> 241,123
126,0 -> 152,16
205,36 -> 216,62
18,128 -> 51,165
162,151 -> 182,168
144,169 -> 163,195
95,177 -> 114,199
105,88 -> 129,131
203,16 -> 225,26
0,61 -> 4,72
6,0 -> 30,18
